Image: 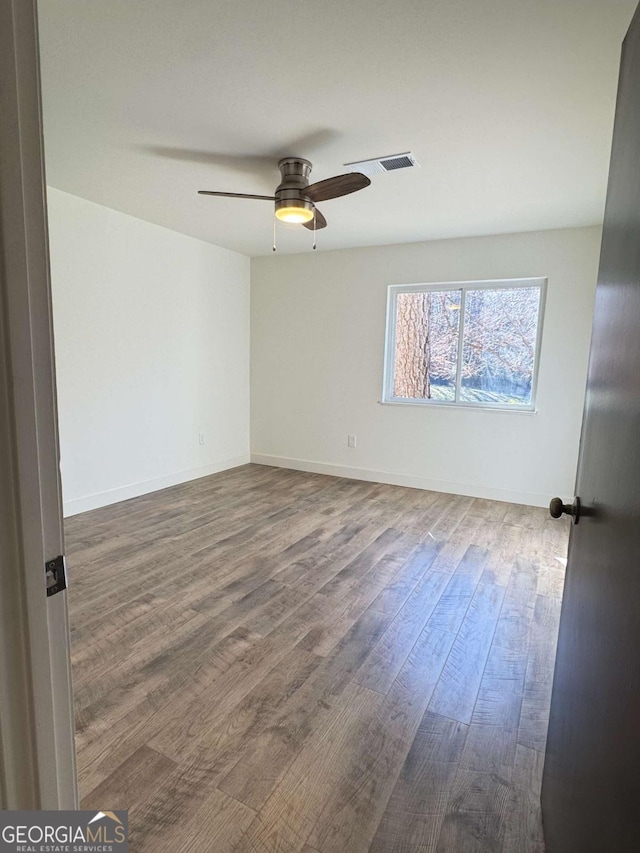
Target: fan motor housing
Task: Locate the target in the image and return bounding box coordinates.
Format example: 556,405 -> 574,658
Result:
276,158 -> 312,192
275,158 -> 314,216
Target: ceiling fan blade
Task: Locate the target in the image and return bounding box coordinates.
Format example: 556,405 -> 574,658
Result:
198,191 -> 276,201
303,172 -> 370,203
302,208 -> 327,230
273,129 -> 341,160
145,146 -> 276,177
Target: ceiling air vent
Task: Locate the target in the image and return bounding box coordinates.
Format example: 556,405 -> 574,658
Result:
344,152 -> 419,177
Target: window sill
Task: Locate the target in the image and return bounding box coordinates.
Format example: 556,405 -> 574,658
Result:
379,399 -> 538,414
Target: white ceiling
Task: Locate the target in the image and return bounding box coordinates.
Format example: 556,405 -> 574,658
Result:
37,0 -> 636,257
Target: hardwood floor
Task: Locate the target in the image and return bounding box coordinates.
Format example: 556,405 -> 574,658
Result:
65,464 -> 569,852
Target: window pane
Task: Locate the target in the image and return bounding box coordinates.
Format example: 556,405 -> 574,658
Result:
393,290 -> 461,400
460,287 -> 540,406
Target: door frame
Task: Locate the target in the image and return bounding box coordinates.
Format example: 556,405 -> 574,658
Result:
0,0 -> 77,809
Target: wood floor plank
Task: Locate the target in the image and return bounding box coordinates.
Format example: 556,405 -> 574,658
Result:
518,595 -> 560,752
429,517 -> 498,575
428,538 -> 479,577
124,753 -> 249,851
370,713 -> 469,853
427,495 -> 475,542
491,557 -> 538,655
356,570 -> 451,694
471,644 -> 527,729
81,745 -> 178,811
155,646 -> 324,775
428,581 -> 506,724
371,759 -> 460,853
305,535 -> 423,657
425,545 -> 487,634
316,529 -> 418,600
73,606 -> 209,727
144,620 -> 325,762
517,679 -> 554,753
458,723 -> 518,780
524,594 -> 562,686
415,710 -> 471,761
138,786 -> 256,853
66,465 -> 569,852
75,622 -> 258,747
276,516 -> 414,599
233,683 -> 383,853
306,627 -> 456,852
70,591 -> 158,649
435,769 -> 512,853
500,745 -> 546,853
217,606 -> 395,810
501,503 -> 548,530
467,497 -> 510,524
479,523 -> 526,588
368,538 -> 443,615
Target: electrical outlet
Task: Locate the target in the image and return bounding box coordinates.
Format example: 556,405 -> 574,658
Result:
347,434 -> 357,448
198,432 -> 205,446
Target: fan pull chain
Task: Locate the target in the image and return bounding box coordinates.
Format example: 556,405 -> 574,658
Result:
313,209 -> 317,250
272,216 -> 277,252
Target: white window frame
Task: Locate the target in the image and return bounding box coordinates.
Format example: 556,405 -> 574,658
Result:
382,277 -> 547,412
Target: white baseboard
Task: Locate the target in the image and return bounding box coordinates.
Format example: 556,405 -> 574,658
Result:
63,454 -> 250,517
250,453 -> 551,508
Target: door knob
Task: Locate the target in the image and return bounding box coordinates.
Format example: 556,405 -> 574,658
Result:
549,496 -> 580,524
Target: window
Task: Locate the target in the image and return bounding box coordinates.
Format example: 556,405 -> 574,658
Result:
383,278 -> 546,410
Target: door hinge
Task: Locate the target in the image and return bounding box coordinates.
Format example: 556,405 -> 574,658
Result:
45,555 -> 67,596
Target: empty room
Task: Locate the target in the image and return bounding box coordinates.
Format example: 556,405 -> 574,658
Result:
2,1 -> 640,852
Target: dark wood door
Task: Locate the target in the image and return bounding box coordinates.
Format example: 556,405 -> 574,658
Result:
541,6 -> 640,851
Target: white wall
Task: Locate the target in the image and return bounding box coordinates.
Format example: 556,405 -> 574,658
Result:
48,188 -> 250,516
251,227 -> 601,507
49,204 -> 599,514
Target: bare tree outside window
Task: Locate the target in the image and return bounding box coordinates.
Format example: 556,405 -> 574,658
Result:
387,280 -> 544,408
461,288 -> 540,404
393,290 -> 460,400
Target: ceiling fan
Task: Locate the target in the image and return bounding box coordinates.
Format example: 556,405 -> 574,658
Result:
198,157 -> 371,231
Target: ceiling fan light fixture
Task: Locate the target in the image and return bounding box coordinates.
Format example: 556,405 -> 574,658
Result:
274,194 -> 315,224
275,205 -> 315,224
